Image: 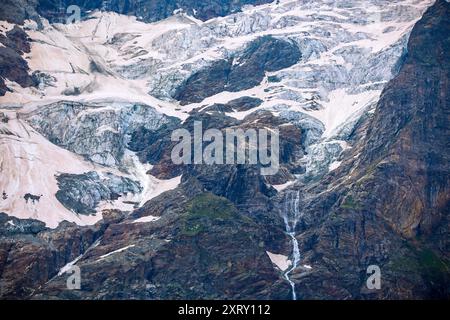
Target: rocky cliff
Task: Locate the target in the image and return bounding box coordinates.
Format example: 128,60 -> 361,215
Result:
0,0 -> 273,24
283,0 -> 450,299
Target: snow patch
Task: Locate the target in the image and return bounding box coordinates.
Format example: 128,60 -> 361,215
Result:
99,244 -> 135,259
266,251 -> 291,272
58,255 -> 83,276
273,181 -> 295,192
133,215 -> 161,223
329,161 -> 342,171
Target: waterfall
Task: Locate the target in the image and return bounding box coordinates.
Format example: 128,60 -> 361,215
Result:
282,190 -> 301,300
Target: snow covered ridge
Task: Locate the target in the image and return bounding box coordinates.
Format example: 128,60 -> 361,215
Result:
0,0 -> 433,228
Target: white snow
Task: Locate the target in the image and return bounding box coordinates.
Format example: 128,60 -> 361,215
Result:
1,1 -> 432,131
96,125 -> 119,135
132,215 -> 161,223
329,161 -> 342,171
308,89 -> 381,138
98,244 -> 135,259
140,175 -> 182,204
58,254 -> 83,276
123,151 -> 182,206
0,115 -> 181,228
6,220 -> 15,227
266,251 -> 291,272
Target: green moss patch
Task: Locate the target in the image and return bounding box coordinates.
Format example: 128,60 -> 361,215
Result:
340,195 -> 363,210
180,193 -> 239,236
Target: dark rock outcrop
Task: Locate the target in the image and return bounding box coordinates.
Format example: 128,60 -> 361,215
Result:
282,0 -> 450,299
0,106 -> 298,299
2,182 -> 289,299
174,36 -> 301,105
0,0 -> 273,25
0,0 -> 40,25
0,25 -> 35,96
0,213 -> 105,299
129,105 -> 304,185
38,0 -> 273,23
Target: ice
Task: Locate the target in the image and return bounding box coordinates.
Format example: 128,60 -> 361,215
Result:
0,0 -> 434,228
58,255 -> 83,276
329,161 -> 343,171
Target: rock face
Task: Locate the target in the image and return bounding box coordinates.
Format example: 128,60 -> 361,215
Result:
283,0 -> 450,299
0,0 -> 272,24
0,185 -> 290,299
0,212 -> 105,299
40,0 -> 273,23
357,0 -> 450,239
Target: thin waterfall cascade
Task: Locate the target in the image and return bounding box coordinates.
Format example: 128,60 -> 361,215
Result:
282,190 -> 302,300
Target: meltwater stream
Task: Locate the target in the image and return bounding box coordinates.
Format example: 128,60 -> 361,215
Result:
282,191 -> 301,300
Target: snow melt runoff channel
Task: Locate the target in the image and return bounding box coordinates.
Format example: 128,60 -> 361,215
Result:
282,190 -> 302,300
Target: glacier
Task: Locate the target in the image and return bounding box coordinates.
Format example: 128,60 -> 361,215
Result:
0,0 -> 433,228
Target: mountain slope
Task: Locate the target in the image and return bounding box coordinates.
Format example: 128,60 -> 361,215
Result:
287,0 -> 450,299
0,0 -> 447,300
